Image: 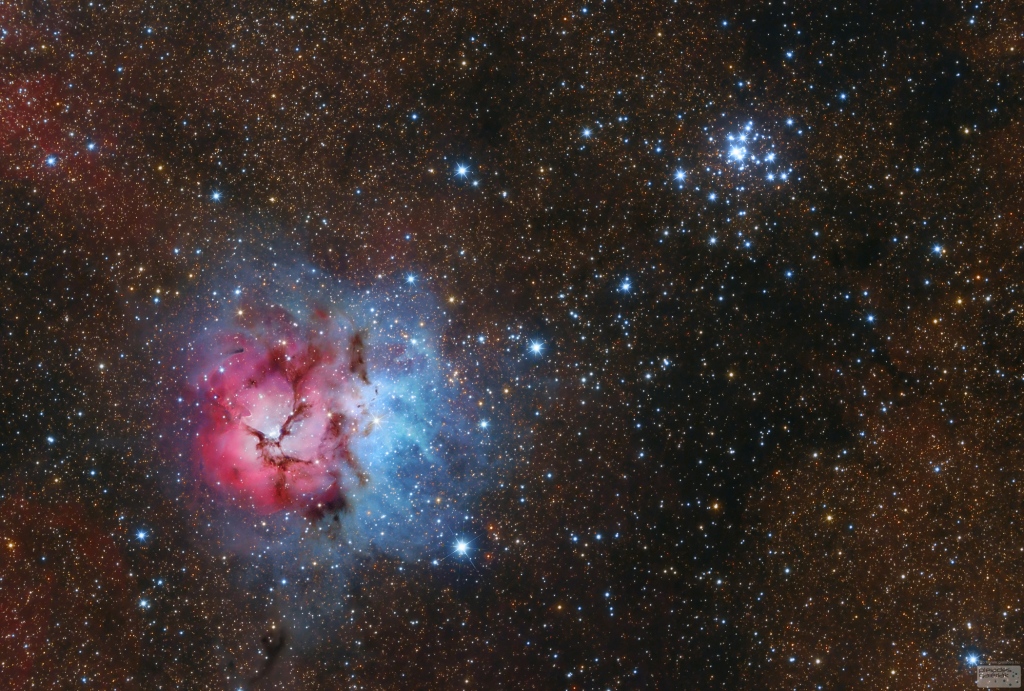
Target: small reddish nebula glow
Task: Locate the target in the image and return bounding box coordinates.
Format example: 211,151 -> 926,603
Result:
193,312 -> 370,517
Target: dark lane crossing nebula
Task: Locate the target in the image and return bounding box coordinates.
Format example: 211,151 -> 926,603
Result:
1,1 -> 1023,688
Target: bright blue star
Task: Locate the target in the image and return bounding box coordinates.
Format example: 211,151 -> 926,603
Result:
582,128 -> 592,138
479,420 -> 489,429
211,191 -> 221,201
529,341 -> 544,355
967,655 -> 979,665
932,244 -> 943,255
136,530 -> 148,541
866,314 -> 875,323
620,278 -> 631,292
455,540 -> 468,555
455,164 -> 469,177
45,155 -> 58,166
406,274 -> 416,285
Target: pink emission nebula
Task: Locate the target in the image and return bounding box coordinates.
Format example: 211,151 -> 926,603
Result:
193,310 -> 371,517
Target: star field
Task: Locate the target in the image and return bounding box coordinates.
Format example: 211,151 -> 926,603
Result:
2,0 -> 1024,688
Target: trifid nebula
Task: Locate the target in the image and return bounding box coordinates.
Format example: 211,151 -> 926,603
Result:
2,1 -> 1023,689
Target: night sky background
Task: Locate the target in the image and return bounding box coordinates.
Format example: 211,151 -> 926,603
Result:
2,0 -> 1024,688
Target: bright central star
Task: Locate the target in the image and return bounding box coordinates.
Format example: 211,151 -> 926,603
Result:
455,541 -> 468,554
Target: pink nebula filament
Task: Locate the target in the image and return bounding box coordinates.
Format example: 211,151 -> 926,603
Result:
194,319 -> 369,517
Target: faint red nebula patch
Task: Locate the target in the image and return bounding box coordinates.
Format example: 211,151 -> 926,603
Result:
0,497 -> 140,687
193,310 -> 370,517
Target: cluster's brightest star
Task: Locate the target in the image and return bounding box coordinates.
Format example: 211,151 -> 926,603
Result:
455,540 -> 468,555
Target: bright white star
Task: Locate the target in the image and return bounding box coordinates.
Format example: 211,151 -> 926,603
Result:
455,540 -> 468,555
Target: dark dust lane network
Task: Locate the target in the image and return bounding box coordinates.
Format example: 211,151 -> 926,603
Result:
3,0 -> 1024,689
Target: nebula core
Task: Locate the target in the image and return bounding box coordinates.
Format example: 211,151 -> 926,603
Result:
193,306 -> 371,517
